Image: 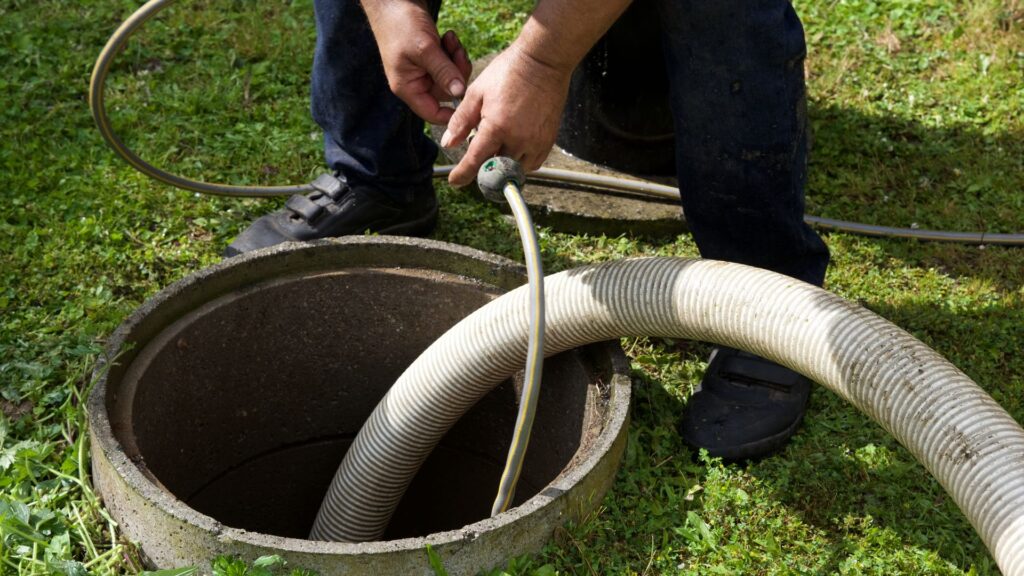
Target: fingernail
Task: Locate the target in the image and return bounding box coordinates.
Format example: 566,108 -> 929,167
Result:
440,129 -> 452,148
448,79 -> 465,97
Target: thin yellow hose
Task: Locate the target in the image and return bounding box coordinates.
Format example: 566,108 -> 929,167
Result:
491,179 -> 546,516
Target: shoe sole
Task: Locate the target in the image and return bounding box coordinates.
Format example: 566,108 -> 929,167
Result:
688,410 -> 807,464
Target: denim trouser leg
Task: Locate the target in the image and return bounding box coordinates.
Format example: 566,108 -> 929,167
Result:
312,0 -> 829,283
311,0 -> 442,202
656,0 -> 830,286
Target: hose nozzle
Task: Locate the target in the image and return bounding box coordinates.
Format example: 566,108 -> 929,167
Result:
477,157 -> 526,203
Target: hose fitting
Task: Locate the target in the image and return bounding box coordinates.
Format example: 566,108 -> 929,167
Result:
477,157 -> 526,204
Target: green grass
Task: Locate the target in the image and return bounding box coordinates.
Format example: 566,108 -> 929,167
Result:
1,0 -> 1022,574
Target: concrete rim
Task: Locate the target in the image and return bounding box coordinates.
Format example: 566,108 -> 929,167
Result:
88,236 -> 631,561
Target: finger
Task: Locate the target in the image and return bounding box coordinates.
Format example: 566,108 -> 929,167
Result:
442,30 -> 473,82
523,148 -> 551,173
405,90 -> 455,124
498,145 -> 528,166
427,72 -> 465,103
454,46 -> 472,81
417,35 -> 466,98
449,126 -> 501,187
429,33 -> 472,103
429,82 -> 455,103
441,30 -> 460,60
441,90 -> 482,148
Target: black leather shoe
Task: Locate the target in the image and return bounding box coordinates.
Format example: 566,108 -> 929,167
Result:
224,174 -> 438,257
678,346 -> 811,462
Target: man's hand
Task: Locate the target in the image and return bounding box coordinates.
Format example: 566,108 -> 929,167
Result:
441,45 -> 571,187
364,1 -> 472,124
364,0 -> 630,187
438,0 -> 632,187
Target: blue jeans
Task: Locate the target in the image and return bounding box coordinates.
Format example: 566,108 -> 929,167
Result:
311,0 -> 829,286
311,0 -> 443,203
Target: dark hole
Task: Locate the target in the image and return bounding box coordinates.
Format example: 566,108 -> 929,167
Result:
114,268 -> 597,539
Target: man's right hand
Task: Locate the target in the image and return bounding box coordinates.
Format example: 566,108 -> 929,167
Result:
363,0 -> 472,125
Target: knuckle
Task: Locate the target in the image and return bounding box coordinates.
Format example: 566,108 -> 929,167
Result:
491,124 -> 511,140
412,35 -> 434,59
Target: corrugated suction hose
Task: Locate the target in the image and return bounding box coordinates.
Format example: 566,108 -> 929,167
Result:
91,4 -> 1024,564
309,257 -> 1024,575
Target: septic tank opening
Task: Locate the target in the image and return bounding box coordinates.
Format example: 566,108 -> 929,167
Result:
108,266 -> 604,540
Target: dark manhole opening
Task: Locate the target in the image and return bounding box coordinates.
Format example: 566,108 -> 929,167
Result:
110,267 -> 606,540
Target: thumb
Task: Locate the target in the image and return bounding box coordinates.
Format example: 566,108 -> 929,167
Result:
417,38 -> 466,98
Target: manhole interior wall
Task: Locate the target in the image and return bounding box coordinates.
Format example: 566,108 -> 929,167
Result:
90,238 -> 631,574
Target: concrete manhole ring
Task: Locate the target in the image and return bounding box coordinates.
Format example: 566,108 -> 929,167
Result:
89,236 -> 631,575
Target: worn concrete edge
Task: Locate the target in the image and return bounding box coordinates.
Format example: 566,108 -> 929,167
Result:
87,237 -> 631,574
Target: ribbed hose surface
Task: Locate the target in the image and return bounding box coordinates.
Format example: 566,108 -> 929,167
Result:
309,258 -> 1024,575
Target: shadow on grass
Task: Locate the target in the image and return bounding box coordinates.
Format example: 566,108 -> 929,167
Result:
856,237 -> 1024,295
806,101 -> 1023,293
806,102 -> 1023,235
